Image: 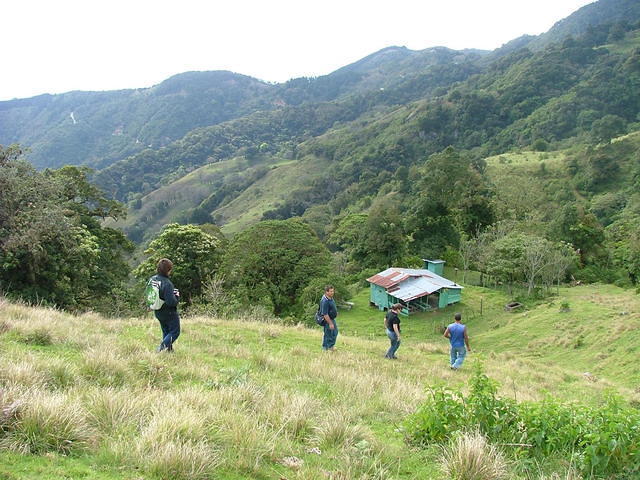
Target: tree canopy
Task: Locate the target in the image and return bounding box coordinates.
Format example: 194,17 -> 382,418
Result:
134,223 -> 223,304
0,145 -> 132,309
222,219 -> 331,315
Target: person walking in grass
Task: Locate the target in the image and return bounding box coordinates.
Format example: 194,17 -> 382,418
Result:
443,312 -> 471,369
384,303 -> 403,359
320,285 -> 338,351
151,258 -> 181,352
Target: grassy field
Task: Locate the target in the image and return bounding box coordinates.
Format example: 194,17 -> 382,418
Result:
1,283 -> 638,479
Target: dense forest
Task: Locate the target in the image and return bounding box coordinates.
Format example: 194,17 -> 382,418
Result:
1,0 -> 640,321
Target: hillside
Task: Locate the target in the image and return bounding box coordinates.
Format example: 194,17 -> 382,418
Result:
529,0 -> 640,51
94,17 -> 640,243
2,1 -> 639,250
1,282 -> 638,479
0,47 -> 483,172
0,72 -> 276,170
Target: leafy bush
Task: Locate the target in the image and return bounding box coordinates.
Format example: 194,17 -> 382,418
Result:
405,365 -> 640,478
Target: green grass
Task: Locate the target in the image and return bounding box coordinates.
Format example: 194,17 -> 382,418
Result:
0,283 -> 638,479
216,153 -> 331,235
598,30 -> 640,55
484,150 -> 566,168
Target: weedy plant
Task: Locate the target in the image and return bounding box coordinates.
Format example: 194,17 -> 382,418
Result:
405,364 -> 640,478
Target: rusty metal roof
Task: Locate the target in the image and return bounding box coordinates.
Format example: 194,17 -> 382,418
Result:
367,267 -> 462,302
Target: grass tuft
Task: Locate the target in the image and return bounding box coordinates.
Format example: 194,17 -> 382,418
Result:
20,328 -> 53,346
0,392 -> 94,455
440,431 -> 508,480
312,408 -> 373,448
139,440 -> 220,480
79,348 -> 128,387
85,388 -> 151,435
0,320 -> 11,334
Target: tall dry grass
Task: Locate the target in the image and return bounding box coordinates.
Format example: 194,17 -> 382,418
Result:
0,390 -> 94,455
0,299 -> 617,479
440,430 -> 509,480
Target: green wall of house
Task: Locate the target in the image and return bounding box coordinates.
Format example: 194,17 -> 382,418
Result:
438,288 -> 462,308
370,283 -> 462,314
370,284 -> 390,310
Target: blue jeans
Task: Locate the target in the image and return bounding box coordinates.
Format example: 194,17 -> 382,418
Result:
158,314 -> 180,350
385,328 -> 400,358
450,346 -> 467,369
322,319 -> 338,350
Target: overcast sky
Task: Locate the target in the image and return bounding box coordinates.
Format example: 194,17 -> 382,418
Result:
2,0 -> 595,101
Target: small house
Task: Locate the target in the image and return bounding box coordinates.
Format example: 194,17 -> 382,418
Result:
367,259 -> 462,315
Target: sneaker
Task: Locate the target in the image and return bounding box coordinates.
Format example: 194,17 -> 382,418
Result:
156,344 -> 166,353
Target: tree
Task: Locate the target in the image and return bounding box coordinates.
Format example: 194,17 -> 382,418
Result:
485,232 -> 526,294
407,147 -> 495,258
327,213 -> 369,267
544,242 -> 579,292
521,235 -> 554,295
363,196 -> 408,268
222,219 -> 331,316
458,234 -> 475,284
591,115 -> 627,144
606,214 -> 640,284
0,145 -> 132,309
134,223 -> 223,304
553,204 -> 606,264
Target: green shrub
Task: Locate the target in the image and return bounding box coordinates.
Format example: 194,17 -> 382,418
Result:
405,387 -> 466,444
405,366 -> 640,478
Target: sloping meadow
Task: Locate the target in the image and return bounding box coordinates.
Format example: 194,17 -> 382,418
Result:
0,299 -> 434,479
0,293 -> 637,479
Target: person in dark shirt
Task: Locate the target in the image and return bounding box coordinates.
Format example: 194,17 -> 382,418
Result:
319,285 -> 338,351
384,303 -> 402,359
151,258 -> 181,352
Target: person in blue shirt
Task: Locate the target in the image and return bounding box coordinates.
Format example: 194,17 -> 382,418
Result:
319,285 -> 338,351
151,258 -> 181,352
443,312 -> 471,369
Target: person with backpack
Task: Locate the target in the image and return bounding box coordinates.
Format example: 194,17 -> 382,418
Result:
443,312 -> 471,370
147,258 -> 181,352
319,285 -> 338,351
384,303 -> 402,359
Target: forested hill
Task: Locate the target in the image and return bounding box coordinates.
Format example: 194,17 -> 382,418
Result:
103,7 -> 640,243
4,0 -> 640,321
528,0 -> 640,51
0,47 -> 484,171
2,0 -> 640,250
0,72 -> 275,169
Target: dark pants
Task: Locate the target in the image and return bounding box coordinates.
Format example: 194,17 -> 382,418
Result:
322,319 -> 338,350
156,312 -> 180,350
